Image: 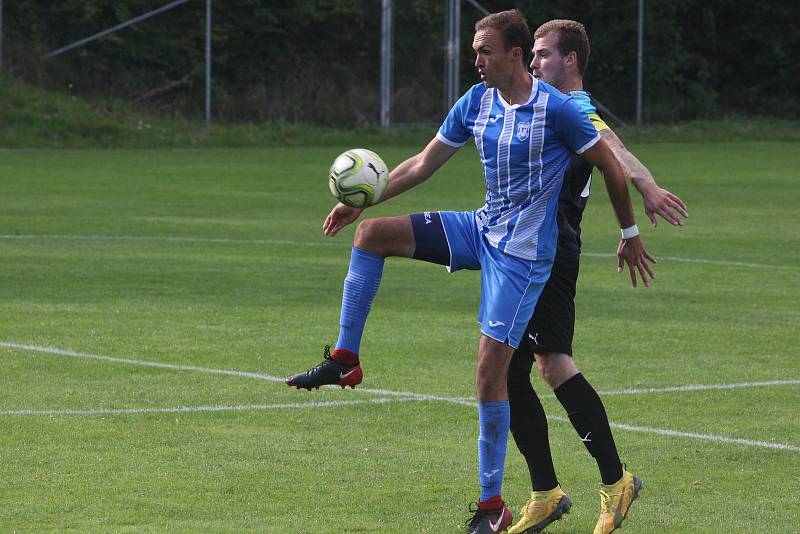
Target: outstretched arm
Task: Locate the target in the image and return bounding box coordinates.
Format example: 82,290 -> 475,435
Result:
379,138 -> 459,203
600,129 -> 688,227
582,137 -> 657,288
323,138 -> 459,237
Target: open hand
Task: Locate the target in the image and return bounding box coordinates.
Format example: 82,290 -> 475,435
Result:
323,203 -> 364,236
642,185 -> 688,227
616,235 -> 657,288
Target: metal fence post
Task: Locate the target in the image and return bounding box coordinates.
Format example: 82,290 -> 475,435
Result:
206,0 -> 212,127
380,0 -> 394,128
0,0 -> 4,74
636,0 -> 644,125
444,0 -> 461,111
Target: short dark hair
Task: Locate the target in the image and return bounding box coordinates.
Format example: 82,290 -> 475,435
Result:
475,9 -> 532,66
534,19 -> 591,75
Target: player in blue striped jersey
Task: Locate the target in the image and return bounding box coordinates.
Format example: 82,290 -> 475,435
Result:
506,20 -> 687,534
285,11 -> 655,533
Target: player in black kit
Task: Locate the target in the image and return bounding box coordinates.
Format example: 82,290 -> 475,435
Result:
506,20 -> 688,534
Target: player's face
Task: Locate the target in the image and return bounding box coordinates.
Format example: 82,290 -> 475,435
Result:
473,28 -> 517,88
530,32 -> 568,88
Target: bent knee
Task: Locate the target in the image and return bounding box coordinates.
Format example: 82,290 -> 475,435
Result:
354,217 -> 414,257
353,218 -> 394,255
535,352 -> 578,390
353,218 -> 381,249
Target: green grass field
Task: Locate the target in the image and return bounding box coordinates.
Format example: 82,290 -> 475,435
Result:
1,142 -> 799,532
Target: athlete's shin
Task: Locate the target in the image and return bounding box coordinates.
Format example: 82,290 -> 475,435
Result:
554,373 -> 623,484
477,400 -> 511,502
335,247 -> 385,355
508,364 -> 559,491
475,337 -> 515,501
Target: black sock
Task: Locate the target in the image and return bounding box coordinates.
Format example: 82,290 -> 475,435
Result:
554,373 -> 623,485
508,353 -> 559,491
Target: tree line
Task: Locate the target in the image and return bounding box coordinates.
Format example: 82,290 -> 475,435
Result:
3,0 -> 797,125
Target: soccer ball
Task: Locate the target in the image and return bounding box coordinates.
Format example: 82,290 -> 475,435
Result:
328,148 -> 389,208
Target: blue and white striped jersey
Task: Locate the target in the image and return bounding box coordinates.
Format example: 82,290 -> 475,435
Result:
436,76 -> 600,261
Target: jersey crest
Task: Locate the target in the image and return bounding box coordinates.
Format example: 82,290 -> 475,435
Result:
516,121 -> 531,141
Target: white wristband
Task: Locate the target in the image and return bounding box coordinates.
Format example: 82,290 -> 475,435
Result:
621,224 -> 639,240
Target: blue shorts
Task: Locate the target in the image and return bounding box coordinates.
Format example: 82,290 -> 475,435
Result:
410,210 -> 552,349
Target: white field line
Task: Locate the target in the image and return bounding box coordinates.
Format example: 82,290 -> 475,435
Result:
0,341 -> 288,383
0,341 -> 476,406
2,341 -> 799,452
597,380 -> 800,395
0,398 -> 417,417
0,234 -> 341,248
451,379 -> 800,402
581,252 -> 791,270
0,233 -> 792,270
544,415 -> 800,453
5,341 -> 794,405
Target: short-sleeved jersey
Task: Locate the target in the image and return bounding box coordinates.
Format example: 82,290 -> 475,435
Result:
436,76 -> 600,261
554,90 -> 609,259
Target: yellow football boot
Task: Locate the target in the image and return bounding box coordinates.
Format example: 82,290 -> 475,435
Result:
507,485 -> 571,534
593,469 -> 643,534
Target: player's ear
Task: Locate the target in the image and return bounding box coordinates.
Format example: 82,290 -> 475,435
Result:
565,51 -> 577,69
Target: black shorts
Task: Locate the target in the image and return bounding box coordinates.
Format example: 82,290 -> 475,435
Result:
512,251 -> 579,363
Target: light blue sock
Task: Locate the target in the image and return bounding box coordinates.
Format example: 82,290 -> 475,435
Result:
335,247 -> 385,354
478,401 -> 510,502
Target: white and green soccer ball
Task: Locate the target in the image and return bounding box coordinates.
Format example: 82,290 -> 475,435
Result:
328,148 -> 389,208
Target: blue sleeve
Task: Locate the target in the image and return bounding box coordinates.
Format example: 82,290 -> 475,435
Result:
570,91 -> 598,116
569,90 -> 611,133
436,89 -> 473,148
553,96 -> 601,154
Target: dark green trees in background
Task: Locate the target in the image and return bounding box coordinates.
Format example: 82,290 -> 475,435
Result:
2,1 -> 798,124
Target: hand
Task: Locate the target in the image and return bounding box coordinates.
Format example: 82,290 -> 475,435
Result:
616,235 -> 657,288
640,184 -> 688,227
323,202 -> 364,236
